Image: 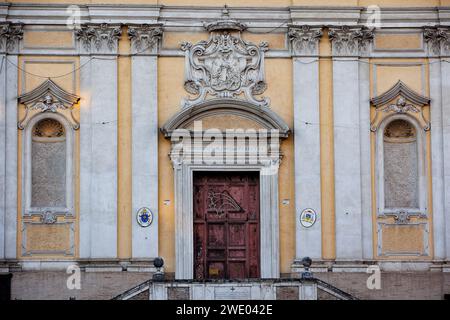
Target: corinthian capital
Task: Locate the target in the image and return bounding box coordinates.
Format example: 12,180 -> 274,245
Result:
127,24 -> 163,54
0,22 -> 24,53
288,25 -> 323,56
424,26 -> 450,56
75,23 -> 122,54
328,26 -> 374,56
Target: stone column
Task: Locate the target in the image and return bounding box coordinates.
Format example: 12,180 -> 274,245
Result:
0,49 -> 5,260
0,23 -> 22,260
128,24 -> 162,259
359,55 -> 373,260
438,30 -> 450,261
329,26 -> 373,261
77,24 -> 121,259
424,27 -> 448,261
288,26 -> 323,261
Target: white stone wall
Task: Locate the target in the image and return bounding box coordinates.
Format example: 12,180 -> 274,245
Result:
131,55 -> 159,259
79,56 -> 118,259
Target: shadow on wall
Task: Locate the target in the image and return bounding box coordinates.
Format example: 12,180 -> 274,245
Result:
0,273 -> 13,300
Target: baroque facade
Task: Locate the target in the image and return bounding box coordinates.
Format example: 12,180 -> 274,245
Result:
0,0 -> 450,299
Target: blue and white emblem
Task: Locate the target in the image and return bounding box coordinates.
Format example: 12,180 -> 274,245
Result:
300,208 -> 317,228
137,207 -> 153,227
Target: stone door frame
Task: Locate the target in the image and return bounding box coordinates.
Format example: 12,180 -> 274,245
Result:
173,163 -> 280,280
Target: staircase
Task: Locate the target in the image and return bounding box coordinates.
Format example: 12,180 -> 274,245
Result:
315,278 -> 358,300
112,277 -> 358,300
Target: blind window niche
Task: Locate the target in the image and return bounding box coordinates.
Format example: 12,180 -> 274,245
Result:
383,119 -> 419,209
31,118 -> 67,208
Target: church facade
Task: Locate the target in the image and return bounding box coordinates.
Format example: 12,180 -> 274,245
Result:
0,0 -> 450,299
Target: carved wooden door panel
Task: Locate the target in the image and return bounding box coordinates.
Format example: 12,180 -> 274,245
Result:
193,172 -> 260,280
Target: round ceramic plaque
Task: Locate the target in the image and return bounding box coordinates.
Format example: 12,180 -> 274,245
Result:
300,208 -> 317,228
137,207 -> 153,227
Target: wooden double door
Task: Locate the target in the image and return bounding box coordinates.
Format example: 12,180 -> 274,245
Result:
193,172 -> 260,280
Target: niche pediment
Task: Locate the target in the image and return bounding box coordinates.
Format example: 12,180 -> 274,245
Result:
370,81 -> 430,132
18,79 -> 80,130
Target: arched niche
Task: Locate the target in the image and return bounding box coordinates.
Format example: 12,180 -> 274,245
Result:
22,112 -> 75,220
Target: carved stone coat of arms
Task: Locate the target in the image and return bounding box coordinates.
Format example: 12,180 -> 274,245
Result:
181,30 -> 269,108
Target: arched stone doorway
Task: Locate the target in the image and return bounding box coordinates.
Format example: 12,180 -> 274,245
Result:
161,98 -> 290,280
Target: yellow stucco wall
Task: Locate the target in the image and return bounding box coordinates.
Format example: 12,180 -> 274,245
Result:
264,58 -> 295,274
117,26 -> 133,259
375,33 -> 422,51
318,30 -> 336,260
158,57 -> 184,272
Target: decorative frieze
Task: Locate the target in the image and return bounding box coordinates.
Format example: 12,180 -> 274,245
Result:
0,22 -> 23,52
328,26 -> 374,56
423,26 -> 450,56
75,23 -> 122,54
18,79 -> 80,130
288,25 -> 323,56
127,24 -> 163,54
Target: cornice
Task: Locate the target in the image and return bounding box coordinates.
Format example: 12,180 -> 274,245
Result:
3,4 -> 450,28
290,6 -> 361,26
0,3 -> 9,22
